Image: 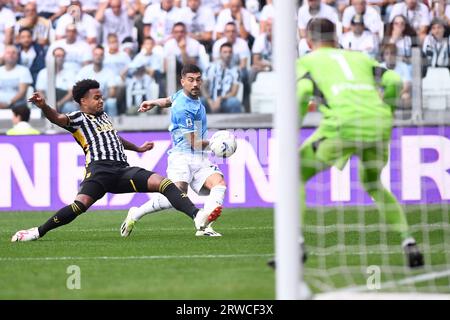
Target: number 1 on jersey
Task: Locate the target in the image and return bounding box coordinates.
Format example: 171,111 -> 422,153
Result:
330,53 -> 355,81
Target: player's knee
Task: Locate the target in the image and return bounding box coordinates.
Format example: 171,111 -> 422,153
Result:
72,200 -> 87,215
147,174 -> 167,192
158,177 -> 175,194
216,178 -> 226,187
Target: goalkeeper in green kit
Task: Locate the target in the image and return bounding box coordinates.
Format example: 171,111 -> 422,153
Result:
271,18 -> 423,269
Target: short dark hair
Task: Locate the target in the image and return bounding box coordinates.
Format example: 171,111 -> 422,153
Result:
225,22 -> 237,30
18,27 -> 33,36
72,79 -> 100,104
181,64 -> 202,77
52,46 -> 66,56
306,18 -> 336,43
173,22 -> 186,31
94,44 -> 104,51
220,42 -> 233,52
12,105 -> 31,122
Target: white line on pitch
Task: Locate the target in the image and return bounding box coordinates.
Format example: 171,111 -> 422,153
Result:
0,253 -> 273,262
0,226 -> 274,233
339,269 -> 450,293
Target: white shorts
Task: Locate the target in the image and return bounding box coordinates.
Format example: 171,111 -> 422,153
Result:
167,152 -> 223,195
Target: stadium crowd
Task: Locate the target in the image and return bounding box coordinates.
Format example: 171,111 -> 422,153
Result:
0,0 -> 449,116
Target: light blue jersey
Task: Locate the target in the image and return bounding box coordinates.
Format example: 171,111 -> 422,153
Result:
168,90 -> 207,154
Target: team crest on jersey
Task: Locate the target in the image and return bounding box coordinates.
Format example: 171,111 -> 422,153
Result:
186,118 -> 193,127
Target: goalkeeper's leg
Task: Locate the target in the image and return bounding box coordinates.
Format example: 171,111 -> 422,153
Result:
359,145 -> 424,268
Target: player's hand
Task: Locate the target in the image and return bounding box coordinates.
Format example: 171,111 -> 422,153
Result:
137,141 -> 154,153
138,101 -> 157,113
28,92 -> 47,109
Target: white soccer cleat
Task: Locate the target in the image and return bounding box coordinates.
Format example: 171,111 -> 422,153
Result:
194,206 -> 222,231
11,227 -> 40,242
196,225 -> 222,237
120,207 -> 138,237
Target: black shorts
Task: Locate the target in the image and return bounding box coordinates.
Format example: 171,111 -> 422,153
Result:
78,160 -> 155,201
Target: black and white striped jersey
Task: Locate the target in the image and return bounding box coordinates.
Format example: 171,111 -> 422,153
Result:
64,111 -> 127,165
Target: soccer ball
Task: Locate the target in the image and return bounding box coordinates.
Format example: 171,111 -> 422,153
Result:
209,130 -> 237,158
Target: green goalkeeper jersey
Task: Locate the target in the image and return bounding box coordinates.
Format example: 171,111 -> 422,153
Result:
296,47 -> 402,142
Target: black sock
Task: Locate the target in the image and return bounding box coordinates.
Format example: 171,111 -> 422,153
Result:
159,179 -> 199,219
38,201 -> 87,237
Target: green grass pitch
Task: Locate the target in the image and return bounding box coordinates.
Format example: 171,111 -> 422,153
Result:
0,206 -> 449,299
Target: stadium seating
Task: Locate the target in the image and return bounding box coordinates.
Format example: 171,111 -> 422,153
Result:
250,71 -> 276,113
422,68 -> 450,110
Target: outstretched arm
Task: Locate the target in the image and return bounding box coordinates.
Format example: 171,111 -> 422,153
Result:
379,68 -> 402,110
28,92 -> 69,128
296,61 -> 314,119
138,97 -> 172,113
119,136 -> 154,153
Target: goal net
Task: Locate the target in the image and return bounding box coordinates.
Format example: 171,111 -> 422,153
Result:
301,102 -> 450,299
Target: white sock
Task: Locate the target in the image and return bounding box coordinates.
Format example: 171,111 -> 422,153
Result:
203,185 -> 226,215
132,194 -> 172,220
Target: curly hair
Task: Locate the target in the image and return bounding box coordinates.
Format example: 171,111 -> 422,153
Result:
72,79 -> 100,105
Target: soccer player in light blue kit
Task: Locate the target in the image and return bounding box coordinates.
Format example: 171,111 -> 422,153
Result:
121,64 -> 226,237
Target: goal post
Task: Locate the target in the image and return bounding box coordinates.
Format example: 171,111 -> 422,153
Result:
273,0 -> 307,300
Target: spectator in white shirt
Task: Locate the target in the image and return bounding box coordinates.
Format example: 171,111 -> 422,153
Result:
96,0 -> 136,45
423,18 -> 450,69
15,2 -> 52,47
201,0 -> 227,16
0,2 -> 15,46
297,0 -> 338,39
19,0 -> 70,22
0,45 -> 33,109
36,47 -> 78,113
323,0 -> 348,16
180,0 -> 215,52
429,0 -> 450,26
121,36 -> 138,59
142,0 -> 182,46
164,22 -> 203,88
389,0 -> 430,43
381,43 -> 412,108
340,14 -> 378,57
202,42 -> 242,113
80,0 -> 103,16
342,0 -> 383,36
55,0 -> 99,45
133,36 -> 163,77
104,33 -> 132,114
259,0 -> 273,33
164,22 -> 202,67
212,21 -> 250,70
131,36 -> 164,96
251,18 -> 272,82
76,45 -> 121,116
216,0 -> 252,41
382,14 -> 416,64
104,33 -> 132,80
47,24 -> 93,72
